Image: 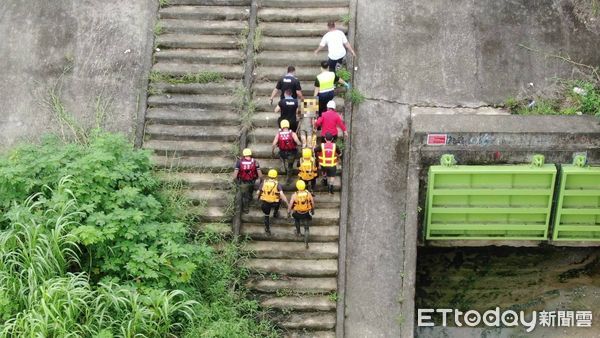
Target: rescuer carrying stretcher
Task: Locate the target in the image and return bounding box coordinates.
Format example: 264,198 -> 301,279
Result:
298,148 -> 319,193
272,119 -> 301,183
318,132 -> 340,195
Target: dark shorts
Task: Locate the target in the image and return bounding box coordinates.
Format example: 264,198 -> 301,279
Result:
261,201 -> 280,215
328,57 -> 344,72
279,149 -> 298,160
292,211 -> 312,220
322,166 -> 337,177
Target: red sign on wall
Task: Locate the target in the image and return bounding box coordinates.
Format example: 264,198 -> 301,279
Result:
427,134 -> 447,145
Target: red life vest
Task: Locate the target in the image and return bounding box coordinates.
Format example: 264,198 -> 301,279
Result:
319,142 -> 337,167
277,129 -> 297,151
238,158 -> 258,181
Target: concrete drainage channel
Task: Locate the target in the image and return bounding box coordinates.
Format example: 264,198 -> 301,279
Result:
141,0 -> 354,336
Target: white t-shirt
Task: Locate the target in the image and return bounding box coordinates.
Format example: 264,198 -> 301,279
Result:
319,30 -> 348,60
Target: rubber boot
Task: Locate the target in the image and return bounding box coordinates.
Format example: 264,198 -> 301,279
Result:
264,215 -> 271,235
304,225 -> 310,249
272,204 -> 280,219
328,184 -> 334,195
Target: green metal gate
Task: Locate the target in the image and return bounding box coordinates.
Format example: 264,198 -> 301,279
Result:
552,159 -> 600,241
425,156 -> 557,240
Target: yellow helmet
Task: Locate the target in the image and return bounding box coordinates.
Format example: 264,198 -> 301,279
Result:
242,148 -> 252,157
280,119 -> 290,129
268,169 -> 278,178
302,148 -> 313,159
296,180 -> 306,191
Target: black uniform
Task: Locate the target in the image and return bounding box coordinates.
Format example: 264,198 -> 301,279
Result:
276,75 -> 302,99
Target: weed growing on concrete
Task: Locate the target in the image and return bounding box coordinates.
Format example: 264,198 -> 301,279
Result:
346,88 -> 365,105
153,21 -> 164,36
149,71 -> 224,84
158,0 -> 170,7
336,67 -> 352,82
328,292 -> 338,302
254,26 -> 263,52
238,25 -> 249,51
340,13 -> 352,26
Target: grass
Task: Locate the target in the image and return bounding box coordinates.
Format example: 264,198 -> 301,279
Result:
346,88 -> 366,105
153,21 -> 164,36
506,80 -> 600,117
254,26 -> 262,52
158,0 -> 170,7
238,25 -> 249,51
149,71 -> 224,85
340,13 -> 351,26
336,67 -> 352,82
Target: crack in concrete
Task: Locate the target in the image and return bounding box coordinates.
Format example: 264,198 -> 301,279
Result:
364,96 -> 499,110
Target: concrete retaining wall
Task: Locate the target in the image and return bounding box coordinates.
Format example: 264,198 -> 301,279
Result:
0,0 -> 156,149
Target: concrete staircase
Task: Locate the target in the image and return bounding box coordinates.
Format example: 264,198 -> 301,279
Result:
144,0 -> 251,230
143,0 -> 351,336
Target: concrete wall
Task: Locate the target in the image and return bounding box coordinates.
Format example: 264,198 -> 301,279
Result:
343,0 -> 600,336
0,0 -> 156,149
354,0 -> 600,107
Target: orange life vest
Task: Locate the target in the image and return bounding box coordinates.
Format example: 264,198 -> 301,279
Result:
293,191 -> 313,213
319,142 -> 337,167
260,179 -> 280,203
298,158 -> 318,180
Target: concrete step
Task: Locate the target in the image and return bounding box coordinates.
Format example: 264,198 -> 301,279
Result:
261,295 -> 335,311
244,241 -> 338,259
159,6 -> 250,21
145,124 -> 239,141
145,108 -> 239,126
151,155 -> 233,171
260,22 -> 346,37
276,312 -> 336,330
160,172 -> 230,190
161,19 -> 247,35
154,49 -> 244,64
150,80 -> 239,95
284,331 -> 335,338
186,189 -> 232,206
255,66 -> 320,81
169,0 -> 250,6
152,63 -> 243,79
261,37 -> 320,51
252,81 -> 313,97
241,224 -> 339,242
148,94 -> 235,109
244,258 -> 337,276
157,34 -> 240,49
145,139 -> 232,156
242,208 -> 339,226
257,7 -> 348,23
255,51 -> 325,66
247,277 -> 336,293
258,0 -> 348,8
196,221 -> 232,235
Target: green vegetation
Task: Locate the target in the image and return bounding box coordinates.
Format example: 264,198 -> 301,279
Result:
336,67 -> 352,82
340,13 -> 352,26
506,80 -> 600,117
149,71 -> 224,85
254,26 -> 262,53
346,88 -> 366,105
0,133 -> 277,337
153,21 -> 164,36
159,0 -> 170,7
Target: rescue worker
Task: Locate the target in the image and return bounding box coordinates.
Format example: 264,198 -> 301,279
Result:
274,89 -> 300,132
270,65 -> 304,104
298,148 -> 318,193
314,21 -> 357,72
232,148 -> 262,213
318,132 -> 340,195
315,100 -> 348,143
314,61 -> 350,116
257,169 -> 289,235
272,119 -> 301,182
288,180 -> 315,249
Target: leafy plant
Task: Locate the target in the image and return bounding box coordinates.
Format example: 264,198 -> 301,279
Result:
340,13 -> 352,25
158,0 -> 170,7
336,67 -> 352,82
346,88 -> 366,105
153,21 -> 164,36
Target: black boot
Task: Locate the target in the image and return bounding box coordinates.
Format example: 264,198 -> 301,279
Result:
328,184 -> 334,195
295,219 -> 301,236
264,216 -> 271,235
272,204 -> 280,219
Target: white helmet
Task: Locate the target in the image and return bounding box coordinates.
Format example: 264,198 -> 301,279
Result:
326,100 -> 336,109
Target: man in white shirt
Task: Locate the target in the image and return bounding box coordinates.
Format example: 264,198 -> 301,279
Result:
314,21 -> 356,71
